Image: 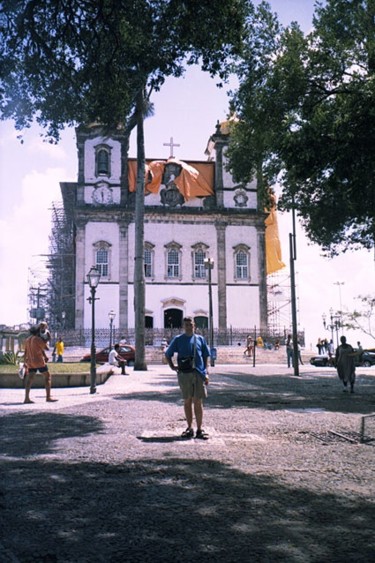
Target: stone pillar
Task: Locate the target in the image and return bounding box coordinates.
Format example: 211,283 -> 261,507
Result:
74,221 -> 87,329
76,132 -> 85,204
119,221 -> 130,329
216,221 -> 227,333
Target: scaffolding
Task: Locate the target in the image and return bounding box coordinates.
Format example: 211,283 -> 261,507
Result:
267,271 -> 292,337
44,188 -> 76,330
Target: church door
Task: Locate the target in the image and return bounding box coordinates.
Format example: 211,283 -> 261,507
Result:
164,309 -> 183,328
194,316 -> 208,330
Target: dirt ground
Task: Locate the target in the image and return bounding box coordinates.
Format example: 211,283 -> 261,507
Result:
1,364 -> 375,562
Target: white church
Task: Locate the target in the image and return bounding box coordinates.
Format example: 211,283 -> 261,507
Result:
59,121 -> 284,337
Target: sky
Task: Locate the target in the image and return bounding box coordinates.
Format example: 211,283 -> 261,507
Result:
1,0 -> 374,349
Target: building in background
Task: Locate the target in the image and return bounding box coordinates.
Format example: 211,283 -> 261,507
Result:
46,121 -> 287,340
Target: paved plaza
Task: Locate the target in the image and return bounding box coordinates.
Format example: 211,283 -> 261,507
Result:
1,363 -> 375,562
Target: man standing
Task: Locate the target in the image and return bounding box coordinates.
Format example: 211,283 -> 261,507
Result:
165,317 -> 210,440
24,327 -> 58,404
109,344 -> 127,375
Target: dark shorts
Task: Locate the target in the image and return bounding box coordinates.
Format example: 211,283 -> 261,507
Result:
28,366 -> 49,374
178,370 -> 207,400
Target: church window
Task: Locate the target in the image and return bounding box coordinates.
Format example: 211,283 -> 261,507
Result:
167,249 -> 180,278
191,243 -> 208,279
144,243 -> 154,278
93,241 -> 111,279
165,242 -> 182,279
95,145 -> 111,177
234,245 -> 250,280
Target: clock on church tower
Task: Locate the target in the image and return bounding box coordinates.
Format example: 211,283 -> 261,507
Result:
92,183 -> 113,205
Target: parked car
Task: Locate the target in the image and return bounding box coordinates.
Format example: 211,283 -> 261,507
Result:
80,344 -> 135,365
310,349 -> 375,368
360,350 -> 375,367
309,355 -> 333,367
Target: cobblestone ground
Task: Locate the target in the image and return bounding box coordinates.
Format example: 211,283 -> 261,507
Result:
1,365 -> 375,562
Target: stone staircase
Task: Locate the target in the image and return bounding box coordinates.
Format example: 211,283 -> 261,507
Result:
145,345 -> 313,365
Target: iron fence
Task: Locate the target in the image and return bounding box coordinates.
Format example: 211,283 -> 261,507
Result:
53,327 -> 305,349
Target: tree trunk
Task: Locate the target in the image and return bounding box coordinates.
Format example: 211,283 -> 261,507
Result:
133,90 -> 147,370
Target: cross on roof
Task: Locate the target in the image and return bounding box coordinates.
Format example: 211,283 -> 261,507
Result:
163,136 -> 180,158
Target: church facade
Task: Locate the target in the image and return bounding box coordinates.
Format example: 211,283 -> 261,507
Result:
60,122 -> 270,335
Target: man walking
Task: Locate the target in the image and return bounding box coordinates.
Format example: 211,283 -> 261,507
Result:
24,326 -> 58,404
165,317 -> 210,440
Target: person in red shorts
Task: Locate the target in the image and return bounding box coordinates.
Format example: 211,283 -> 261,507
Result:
23,326 -> 58,404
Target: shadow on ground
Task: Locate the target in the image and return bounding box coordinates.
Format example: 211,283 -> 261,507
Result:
1,412 -> 374,562
110,371 -> 375,415
1,455 -> 374,562
0,412 -> 104,457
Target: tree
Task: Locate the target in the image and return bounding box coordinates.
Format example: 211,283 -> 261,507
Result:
227,0 -> 375,255
225,2 -> 295,205
341,295 -> 375,342
0,0 -> 249,369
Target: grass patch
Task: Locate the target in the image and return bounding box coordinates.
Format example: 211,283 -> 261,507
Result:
0,363 -> 90,375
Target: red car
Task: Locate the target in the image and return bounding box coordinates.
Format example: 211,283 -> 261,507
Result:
80,345 -> 135,365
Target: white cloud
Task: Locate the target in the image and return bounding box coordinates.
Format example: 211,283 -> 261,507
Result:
28,137 -> 67,160
0,168 -> 63,326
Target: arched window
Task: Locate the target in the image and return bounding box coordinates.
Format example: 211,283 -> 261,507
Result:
95,144 -> 111,177
93,241 -> 111,279
144,242 -> 154,278
234,244 -> 250,281
165,242 -> 182,279
191,243 -> 208,279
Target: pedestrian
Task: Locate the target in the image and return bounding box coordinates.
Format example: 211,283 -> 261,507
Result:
297,340 -> 304,365
335,335 -> 356,393
108,344 -> 127,375
285,334 -> 293,368
23,326 -> 58,404
55,337 -> 64,362
165,316 -> 210,440
328,339 -> 335,366
52,343 -> 57,363
243,334 -> 253,357
161,338 -> 168,364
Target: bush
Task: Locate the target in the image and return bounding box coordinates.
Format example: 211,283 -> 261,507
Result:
0,351 -> 18,365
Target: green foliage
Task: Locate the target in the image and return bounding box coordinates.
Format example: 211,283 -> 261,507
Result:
0,0 -> 248,140
0,352 -> 18,365
228,0 -> 375,254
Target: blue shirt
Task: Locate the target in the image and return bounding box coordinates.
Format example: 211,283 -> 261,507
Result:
165,333 -> 210,379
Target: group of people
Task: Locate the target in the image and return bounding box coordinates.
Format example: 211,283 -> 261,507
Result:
243,335 -> 280,357
20,317 -> 359,434
316,338 -> 334,356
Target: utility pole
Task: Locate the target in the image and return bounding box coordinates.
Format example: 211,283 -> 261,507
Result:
290,206 -> 299,377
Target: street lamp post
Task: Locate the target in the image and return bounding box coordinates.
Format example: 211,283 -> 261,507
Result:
322,308 -> 341,348
87,266 -> 101,394
108,309 -> 116,348
61,310 -> 66,329
334,281 -> 345,335
204,257 -> 215,367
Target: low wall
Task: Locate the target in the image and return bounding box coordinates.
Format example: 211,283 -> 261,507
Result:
0,371 -> 111,389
